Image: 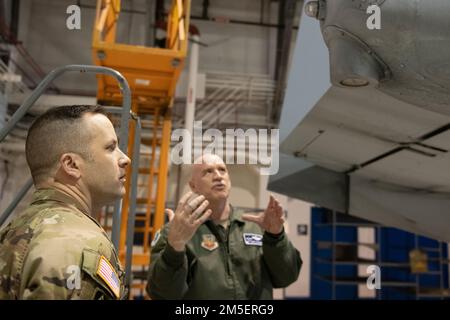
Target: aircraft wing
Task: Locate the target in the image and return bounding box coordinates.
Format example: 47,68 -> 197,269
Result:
268,0 -> 450,241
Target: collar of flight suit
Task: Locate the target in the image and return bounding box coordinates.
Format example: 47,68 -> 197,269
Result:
228,204 -> 246,225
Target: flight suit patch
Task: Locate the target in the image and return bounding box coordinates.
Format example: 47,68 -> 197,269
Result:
200,234 -> 219,251
243,233 -> 263,246
151,230 -> 161,247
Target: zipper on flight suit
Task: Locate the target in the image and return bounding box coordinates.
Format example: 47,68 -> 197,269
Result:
206,221 -> 231,276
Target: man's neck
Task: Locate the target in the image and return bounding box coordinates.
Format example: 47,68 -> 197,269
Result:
208,199 -> 230,224
36,180 -> 93,215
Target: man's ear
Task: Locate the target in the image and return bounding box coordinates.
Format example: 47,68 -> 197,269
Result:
59,153 -> 82,179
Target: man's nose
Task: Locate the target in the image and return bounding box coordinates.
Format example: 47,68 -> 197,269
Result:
119,149 -> 131,167
212,170 -> 222,179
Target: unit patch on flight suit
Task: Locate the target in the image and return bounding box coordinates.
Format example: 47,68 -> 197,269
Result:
200,234 -> 219,251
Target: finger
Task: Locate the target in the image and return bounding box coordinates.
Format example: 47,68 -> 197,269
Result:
184,194 -> 206,215
242,214 -> 262,224
269,195 -> 276,211
194,209 -> 212,226
177,192 -> 193,213
165,209 -> 175,222
274,201 -> 283,216
189,200 -> 209,223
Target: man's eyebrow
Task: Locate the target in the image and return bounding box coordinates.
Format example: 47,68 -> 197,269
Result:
202,167 -> 212,174
107,139 -> 117,146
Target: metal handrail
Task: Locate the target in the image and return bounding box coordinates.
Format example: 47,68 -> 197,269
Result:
125,116 -> 141,289
0,178 -> 33,226
103,106 -> 139,291
0,65 -> 131,252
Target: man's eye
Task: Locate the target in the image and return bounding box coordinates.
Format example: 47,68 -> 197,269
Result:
108,145 -> 116,151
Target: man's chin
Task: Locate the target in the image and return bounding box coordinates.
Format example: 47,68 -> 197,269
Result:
210,192 -> 229,201
107,188 -> 126,202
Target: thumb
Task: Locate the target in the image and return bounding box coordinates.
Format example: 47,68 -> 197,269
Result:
165,208 -> 175,222
241,214 -> 261,225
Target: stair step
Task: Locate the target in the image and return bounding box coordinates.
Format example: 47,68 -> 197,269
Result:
136,197 -> 157,204
135,227 -> 153,233
138,168 -> 159,174
133,270 -> 149,281
140,152 -> 160,156
119,252 -> 150,267
141,137 -> 162,145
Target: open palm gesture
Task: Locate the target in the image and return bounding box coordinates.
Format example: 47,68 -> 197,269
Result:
242,195 -> 285,234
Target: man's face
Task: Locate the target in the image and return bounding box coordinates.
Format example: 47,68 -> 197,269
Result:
80,113 -> 130,205
190,155 -> 231,202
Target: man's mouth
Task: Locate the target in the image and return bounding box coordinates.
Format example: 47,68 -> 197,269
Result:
212,184 -> 225,190
119,174 -> 126,182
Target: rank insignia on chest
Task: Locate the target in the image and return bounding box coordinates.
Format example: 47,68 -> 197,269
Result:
243,233 -> 263,246
201,234 -> 219,251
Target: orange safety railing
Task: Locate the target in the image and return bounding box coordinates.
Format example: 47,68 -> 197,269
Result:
92,0 -> 191,298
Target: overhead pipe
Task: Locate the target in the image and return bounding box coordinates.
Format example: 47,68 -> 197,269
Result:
184,26 -> 201,138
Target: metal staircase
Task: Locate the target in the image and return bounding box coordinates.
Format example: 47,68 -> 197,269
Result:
92,0 -> 190,298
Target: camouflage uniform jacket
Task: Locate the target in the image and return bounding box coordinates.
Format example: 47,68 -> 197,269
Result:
0,188 -> 125,300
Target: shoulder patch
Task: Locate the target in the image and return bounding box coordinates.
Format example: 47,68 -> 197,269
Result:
96,256 -> 120,299
151,230 -> 161,247
201,234 -> 219,251
243,233 -> 263,246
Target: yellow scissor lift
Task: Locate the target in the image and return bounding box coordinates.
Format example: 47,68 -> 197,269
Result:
92,0 -> 190,298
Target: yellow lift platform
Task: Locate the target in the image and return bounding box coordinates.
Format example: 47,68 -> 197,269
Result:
92,0 -> 190,297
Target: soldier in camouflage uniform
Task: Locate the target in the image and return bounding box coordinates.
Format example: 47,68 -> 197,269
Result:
0,105 -> 130,299
147,154 -> 302,299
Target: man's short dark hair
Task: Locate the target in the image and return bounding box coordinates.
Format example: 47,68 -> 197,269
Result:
25,105 -> 106,184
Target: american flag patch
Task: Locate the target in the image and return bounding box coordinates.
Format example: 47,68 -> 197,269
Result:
96,255 -> 120,299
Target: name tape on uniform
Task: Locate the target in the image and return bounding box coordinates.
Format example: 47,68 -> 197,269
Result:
243,233 -> 263,246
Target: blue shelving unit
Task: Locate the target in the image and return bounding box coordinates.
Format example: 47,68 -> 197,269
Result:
311,207 -> 449,300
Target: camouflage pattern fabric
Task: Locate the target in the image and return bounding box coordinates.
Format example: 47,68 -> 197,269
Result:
0,188 -> 125,300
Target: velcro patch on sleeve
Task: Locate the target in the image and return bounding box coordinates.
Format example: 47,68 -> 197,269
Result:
96,255 -> 120,299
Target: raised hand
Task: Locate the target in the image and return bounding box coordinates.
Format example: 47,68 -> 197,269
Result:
242,195 -> 285,235
166,191 -> 212,252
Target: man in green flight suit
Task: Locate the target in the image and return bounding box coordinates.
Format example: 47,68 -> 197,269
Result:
0,105 -> 130,299
147,154 -> 302,299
